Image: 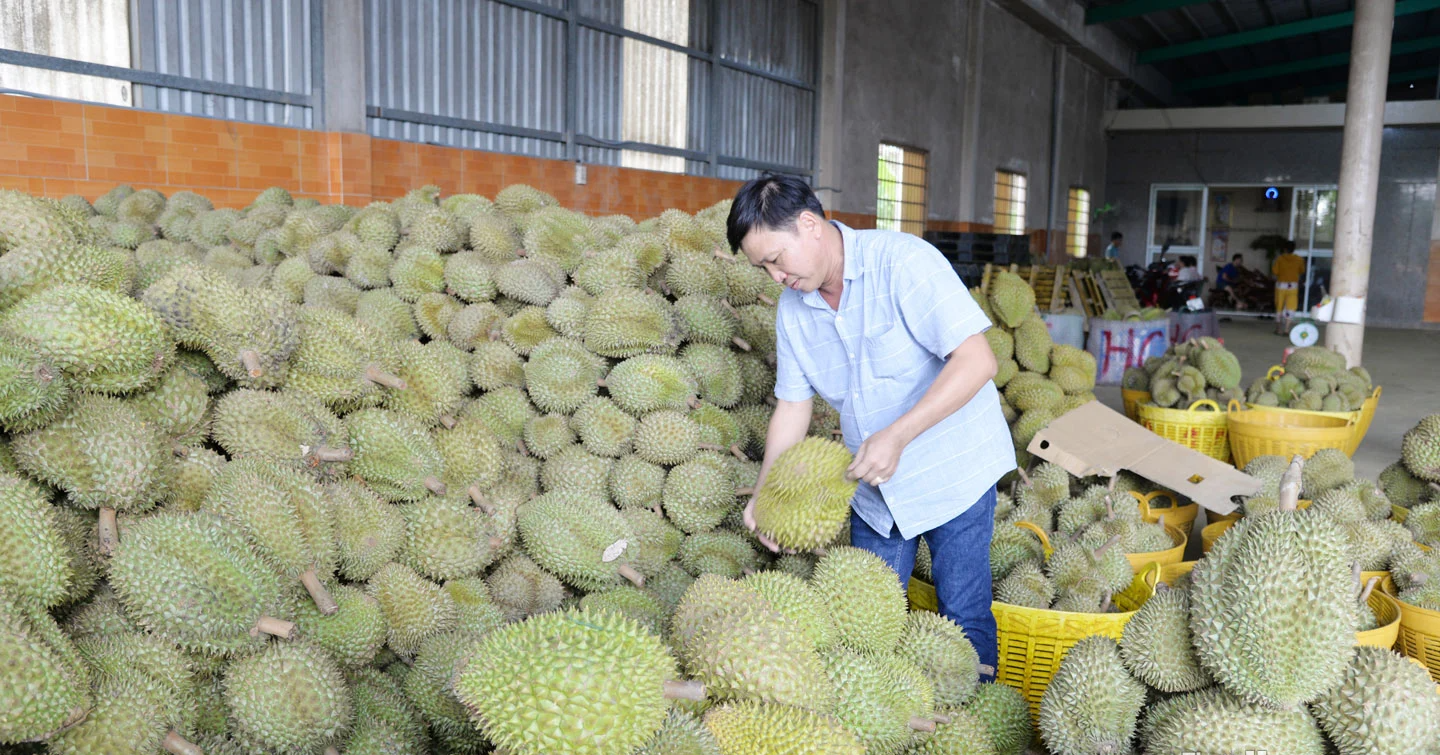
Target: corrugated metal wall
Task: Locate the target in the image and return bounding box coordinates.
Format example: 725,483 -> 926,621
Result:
130,0 -> 316,127
364,0 -> 817,177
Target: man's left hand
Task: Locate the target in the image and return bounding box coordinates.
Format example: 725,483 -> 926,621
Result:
846,426 -> 908,487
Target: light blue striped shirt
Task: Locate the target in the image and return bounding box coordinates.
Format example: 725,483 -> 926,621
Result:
774,222 -> 1016,540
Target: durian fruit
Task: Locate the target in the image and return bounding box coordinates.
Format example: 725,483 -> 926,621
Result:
287,306 -> 406,412
1118,585 -> 1210,693
822,647 -> 935,755
1402,414 -> 1440,483
1316,649 -> 1440,753
682,591 -> 836,712
1141,687 -> 1326,755
636,709 -> 722,755
399,496 -> 505,582
356,288 -> 420,341
961,682 -> 1030,755
435,413 -> 506,503
385,339 -> 470,426
524,337 -> 606,414
327,479 -> 404,582
485,553 -> 568,622
895,611 -> 983,708
3,283 -> 174,394
0,473 -> 71,610
573,395 -> 637,457
518,492 -> 646,590
1302,447 -> 1356,498
986,272 -> 1035,328
290,584 -> 387,670
1012,318 -> 1052,373
1189,456 -> 1356,709
635,410 -> 705,466
605,354 -> 701,415
703,700 -> 864,755
202,458 -> 340,614
612,453 -> 669,510
445,576 -> 508,636
663,453 -> 739,534
752,437 -> 858,550
50,631 -> 204,755
1380,461 -> 1436,508
454,607 -> 695,755
579,585 -> 669,636
346,408 -> 448,501
811,546 -> 908,654
397,630 -> 489,751
906,708 -> 999,755
741,570 -> 838,651
585,288 -> 682,358
678,530 -> 762,578
0,588 -> 91,743
993,561 -> 1054,609
109,511 -> 293,656
389,245 -> 446,301
0,333 -> 71,433
342,668 -> 428,755
223,640 -> 353,755
11,392 -> 168,553
365,562 -> 458,657
1037,636 -> 1144,755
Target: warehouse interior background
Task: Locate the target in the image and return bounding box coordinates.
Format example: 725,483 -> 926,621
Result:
1,0 -> 1439,328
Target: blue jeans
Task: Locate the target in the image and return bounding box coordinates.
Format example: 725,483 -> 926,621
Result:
849,485 -> 998,678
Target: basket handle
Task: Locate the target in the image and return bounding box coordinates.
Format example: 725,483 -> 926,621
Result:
1137,490 -> 1179,512
1266,365 -> 1285,380
1370,385 -> 1382,400
1224,399 -> 1243,413
1187,399 -> 1222,412
1013,520 -> 1053,559
1138,561 -> 1162,596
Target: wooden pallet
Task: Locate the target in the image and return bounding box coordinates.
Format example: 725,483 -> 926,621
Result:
1071,270 -> 1106,319
1095,269 -> 1141,313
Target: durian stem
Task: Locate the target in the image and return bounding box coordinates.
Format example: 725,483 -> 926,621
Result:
363,364 -> 408,390
758,293 -> 776,306
812,547 -> 829,557
1413,572 -> 1429,586
98,508 -> 119,555
161,730 -> 204,755
1352,562 -> 1363,594
908,717 -> 937,733
1278,455 -> 1304,512
300,569 -> 339,616
1100,591 -> 1113,613
977,663 -> 996,676
597,377 -> 608,388
932,713 -> 953,724
438,414 -> 457,429
311,446 -> 354,463
764,396 -> 777,407
254,616 -> 296,640
423,476 -> 448,496
731,336 -> 752,351
239,349 -> 264,378
741,568 -> 756,577
1103,495 -> 1114,519
1094,534 -> 1122,558
687,396 -> 703,410
324,748 -> 340,755
1107,474 -> 1118,492
1358,577 -> 1379,605
617,564 -> 646,587
1431,482 -> 1440,495
730,445 -> 750,461
487,536 -> 505,550
469,486 -> 495,514
697,443 -> 725,453
662,680 -> 707,701
517,439 -> 531,457
736,486 -> 755,497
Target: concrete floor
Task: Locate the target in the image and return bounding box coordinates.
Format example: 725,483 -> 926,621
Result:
1093,317 -> 1440,481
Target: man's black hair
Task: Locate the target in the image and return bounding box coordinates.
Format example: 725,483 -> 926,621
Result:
1111,231 -> 1123,241
1232,253 -> 1244,261
1180,255 -> 1197,267
726,174 -> 827,252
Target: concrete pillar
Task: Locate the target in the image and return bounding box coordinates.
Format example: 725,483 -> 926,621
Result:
1045,43 -> 1066,263
814,0 -> 846,212
1324,0 -> 1394,365
320,0 -> 367,133
956,0 -> 986,223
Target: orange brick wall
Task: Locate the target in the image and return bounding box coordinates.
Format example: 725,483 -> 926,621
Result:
0,93 -> 742,217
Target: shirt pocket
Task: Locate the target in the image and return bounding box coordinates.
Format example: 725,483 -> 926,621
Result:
863,322 -> 924,379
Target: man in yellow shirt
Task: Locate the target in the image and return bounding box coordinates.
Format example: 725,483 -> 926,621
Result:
1272,240 -> 1305,333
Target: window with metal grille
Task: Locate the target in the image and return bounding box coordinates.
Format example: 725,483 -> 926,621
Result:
1068,188 -> 1091,257
994,170 -> 1027,235
876,143 -> 927,236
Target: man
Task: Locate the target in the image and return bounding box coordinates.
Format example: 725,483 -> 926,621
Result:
1214,253 -> 1243,291
1272,240 -> 1305,333
1103,231 -> 1123,260
726,175 -> 1015,675
1175,255 -> 1202,284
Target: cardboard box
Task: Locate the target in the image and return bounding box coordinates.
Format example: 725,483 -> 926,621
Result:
1026,401 -> 1261,515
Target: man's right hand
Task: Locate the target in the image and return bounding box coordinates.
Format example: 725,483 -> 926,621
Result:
742,495 -> 786,554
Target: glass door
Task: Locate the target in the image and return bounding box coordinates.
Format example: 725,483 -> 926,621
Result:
1290,187 -> 1337,311
1147,184 -> 1209,275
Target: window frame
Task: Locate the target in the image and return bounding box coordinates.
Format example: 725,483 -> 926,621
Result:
876,142 -> 929,236
994,170 -> 1028,236
1067,187 -> 1091,257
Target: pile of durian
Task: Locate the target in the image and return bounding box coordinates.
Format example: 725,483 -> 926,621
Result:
1038,456 -> 1440,755
972,272 -> 1099,468
1122,336 -> 1245,409
0,183 -> 1039,755
1244,345 -> 1375,412
1098,306 -> 1167,321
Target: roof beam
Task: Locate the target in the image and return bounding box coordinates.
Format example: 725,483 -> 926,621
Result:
1176,34 -> 1440,90
1085,0 -> 1210,24
1140,0 -> 1440,63
1304,66 -> 1440,96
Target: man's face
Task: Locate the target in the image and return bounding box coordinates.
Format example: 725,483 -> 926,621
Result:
1113,237 -> 1123,249
739,211 -> 826,294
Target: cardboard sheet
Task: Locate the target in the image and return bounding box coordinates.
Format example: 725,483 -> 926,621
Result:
1026,401 -> 1262,515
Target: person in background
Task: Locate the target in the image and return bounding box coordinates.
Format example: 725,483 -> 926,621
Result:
1103,231 -> 1123,261
1215,253 -> 1243,291
1272,240 -> 1306,333
1175,255 -> 1202,284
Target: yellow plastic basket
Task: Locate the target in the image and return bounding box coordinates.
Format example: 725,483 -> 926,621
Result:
1137,399 -> 1231,462
1396,596 -> 1440,683
1124,525 -> 1188,572
1158,560 -> 1196,587
993,562 -> 1161,724
1226,400 -> 1356,470
1355,592 -> 1401,651
1121,388 -> 1151,422
1361,570 -> 1397,597
1133,490 -> 1198,535
1206,508 -> 1244,526
1354,386 -> 1382,453
1200,519 -> 1235,554
1246,367 -> 1381,455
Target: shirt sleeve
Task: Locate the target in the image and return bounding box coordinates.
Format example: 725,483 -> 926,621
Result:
893,240 -> 993,360
772,304 -> 816,402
